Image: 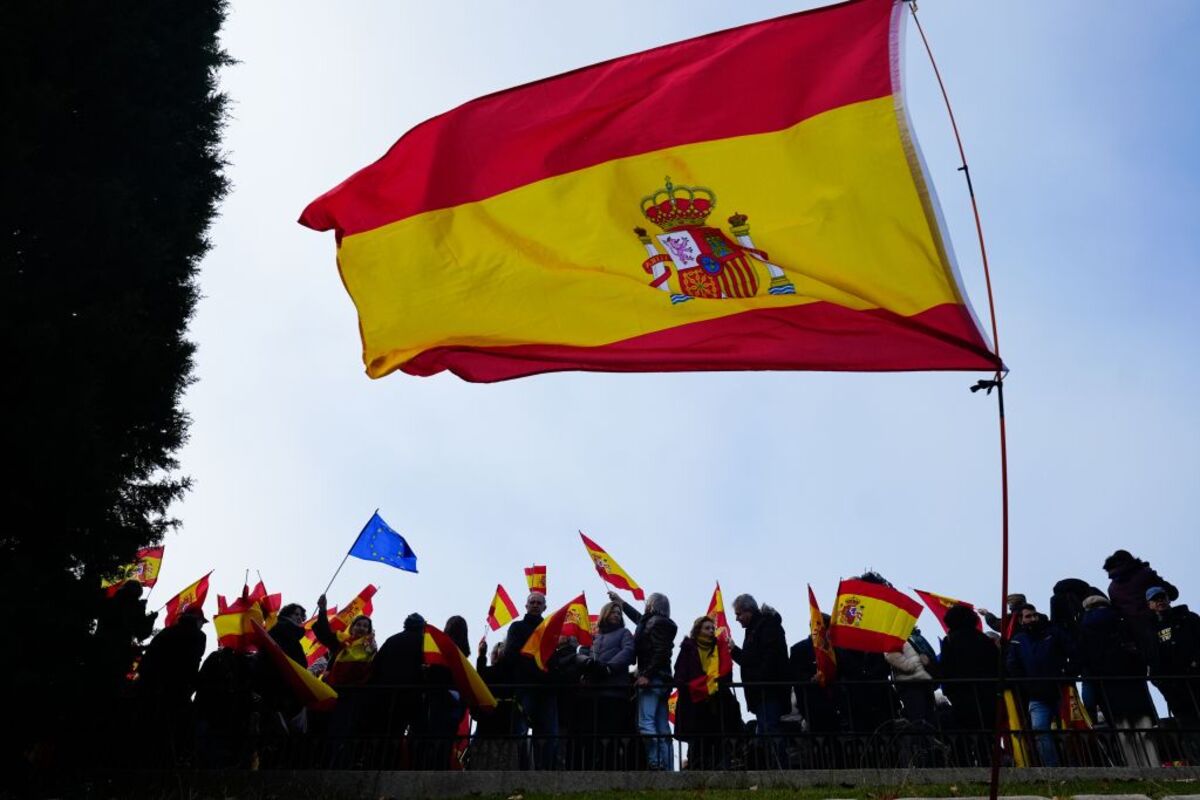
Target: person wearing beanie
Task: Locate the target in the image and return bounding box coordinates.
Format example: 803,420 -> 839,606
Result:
364,611 -> 427,768
1104,549 -> 1179,623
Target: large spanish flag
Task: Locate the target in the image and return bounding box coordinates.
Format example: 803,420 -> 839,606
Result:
300,0 -> 998,382
829,578 -> 922,653
521,593 -> 591,670
580,532 -> 645,601
251,619 -> 338,712
423,624 -> 498,712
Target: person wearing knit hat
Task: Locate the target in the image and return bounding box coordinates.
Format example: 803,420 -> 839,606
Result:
1104,549 -> 1179,623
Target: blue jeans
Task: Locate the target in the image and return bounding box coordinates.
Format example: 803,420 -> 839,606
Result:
756,693 -> 787,768
1028,699 -> 1059,767
514,690 -> 559,769
637,681 -> 673,770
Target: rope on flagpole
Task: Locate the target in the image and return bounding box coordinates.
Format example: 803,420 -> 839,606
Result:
907,5 -> 1009,798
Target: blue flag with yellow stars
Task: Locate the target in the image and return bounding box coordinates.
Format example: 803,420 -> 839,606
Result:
348,512 -> 418,573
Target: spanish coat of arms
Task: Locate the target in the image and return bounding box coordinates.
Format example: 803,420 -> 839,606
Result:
633,176 -> 796,304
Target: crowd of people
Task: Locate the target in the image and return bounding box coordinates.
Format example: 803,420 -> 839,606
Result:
85,548 -> 1200,772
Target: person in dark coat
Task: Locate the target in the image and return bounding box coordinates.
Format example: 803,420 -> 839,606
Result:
366,612 -> 426,768
1077,595 -> 1158,766
136,605 -> 208,765
269,603 -> 308,667
501,592 -> 557,769
469,640 -> 519,769
1006,604 -> 1074,767
1050,579 -> 1107,639
1138,587 -> 1200,762
730,593 -> 789,766
548,635 -> 590,768
673,616 -> 740,769
1104,549 -> 1179,624
790,621 -> 839,737
616,591 -> 677,770
977,593 -> 1026,640
94,581 -> 158,704
194,646 -> 261,768
938,604 -> 998,766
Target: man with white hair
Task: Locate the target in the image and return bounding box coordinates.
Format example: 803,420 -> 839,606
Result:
732,593 -> 789,767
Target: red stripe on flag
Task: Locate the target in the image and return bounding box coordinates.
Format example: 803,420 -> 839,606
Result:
300,0 -> 895,237
398,302 -> 1000,383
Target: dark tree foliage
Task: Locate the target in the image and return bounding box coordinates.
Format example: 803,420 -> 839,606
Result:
0,1 -> 229,765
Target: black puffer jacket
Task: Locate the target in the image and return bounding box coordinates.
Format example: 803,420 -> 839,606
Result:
621,600 -> 677,680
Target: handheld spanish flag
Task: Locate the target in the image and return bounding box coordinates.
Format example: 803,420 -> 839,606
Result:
914,587 -> 982,634
213,602 -> 264,652
580,532 -> 645,600
423,624 -> 497,712
829,578 -> 922,653
524,565 -> 547,596
707,582 -> 731,641
163,572 -> 212,627
808,584 -> 838,687
486,584 -> 519,631
521,593 -> 591,670
250,619 -> 338,712
668,689 -> 678,726
101,546 -> 164,596
301,606 -> 338,667
330,585 -> 378,633
685,634 -> 733,703
300,0 -> 999,383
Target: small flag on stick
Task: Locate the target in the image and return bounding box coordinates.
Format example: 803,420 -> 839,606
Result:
101,546 -> 165,596
163,572 -> 212,627
524,565 -> 547,596
579,532 -> 644,600
486,584 -> 519,631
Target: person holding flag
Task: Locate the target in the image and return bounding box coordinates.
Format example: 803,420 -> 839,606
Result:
672,615 -> 739,770
501,591 -> 554,769
938,603 -> 1000,766
135,604 -> 208,765
610,590 -> 677,771
313,593 -> 377,688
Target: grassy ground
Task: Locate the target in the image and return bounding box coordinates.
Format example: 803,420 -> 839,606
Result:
499,778 -> 1199,800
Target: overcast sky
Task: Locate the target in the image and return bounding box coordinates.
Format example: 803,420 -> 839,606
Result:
159,1 -> 1199,654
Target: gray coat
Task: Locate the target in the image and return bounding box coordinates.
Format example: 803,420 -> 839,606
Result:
586,627 -> 635,697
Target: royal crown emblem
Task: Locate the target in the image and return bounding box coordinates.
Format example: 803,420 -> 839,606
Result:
838,597 -> 865,628
633,176 -> 796,304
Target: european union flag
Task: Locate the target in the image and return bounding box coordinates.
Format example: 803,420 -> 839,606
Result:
348,512 -> 418,573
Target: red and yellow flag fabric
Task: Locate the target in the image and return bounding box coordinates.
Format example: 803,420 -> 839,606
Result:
580,532 -> 645,600
213,603 -> 264,652
914,587 -> 982,634
486,584 -> 519,631
524,566 -> 547,596
521,593 -> 590,670
163,572 -> 212,627
707,582 -> 731,642
829,579 -> 922,653
300,0 -> 999,383
668,689 -> 678,726
686,636 -> 733,703
250,619 -> 338,712
808,585 -> 838,687
330,585 -> 377,633
423,624 -> 497,712
102,546 -> 164,596
301,606 -> 337,666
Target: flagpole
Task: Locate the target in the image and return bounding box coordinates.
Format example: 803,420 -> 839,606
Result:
907,6 -> 1009,798
323,552 -> 351,598
324,508 -> 377,597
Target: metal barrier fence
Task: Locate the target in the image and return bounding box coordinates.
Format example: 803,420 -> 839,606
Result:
131,675 -> 1200,771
